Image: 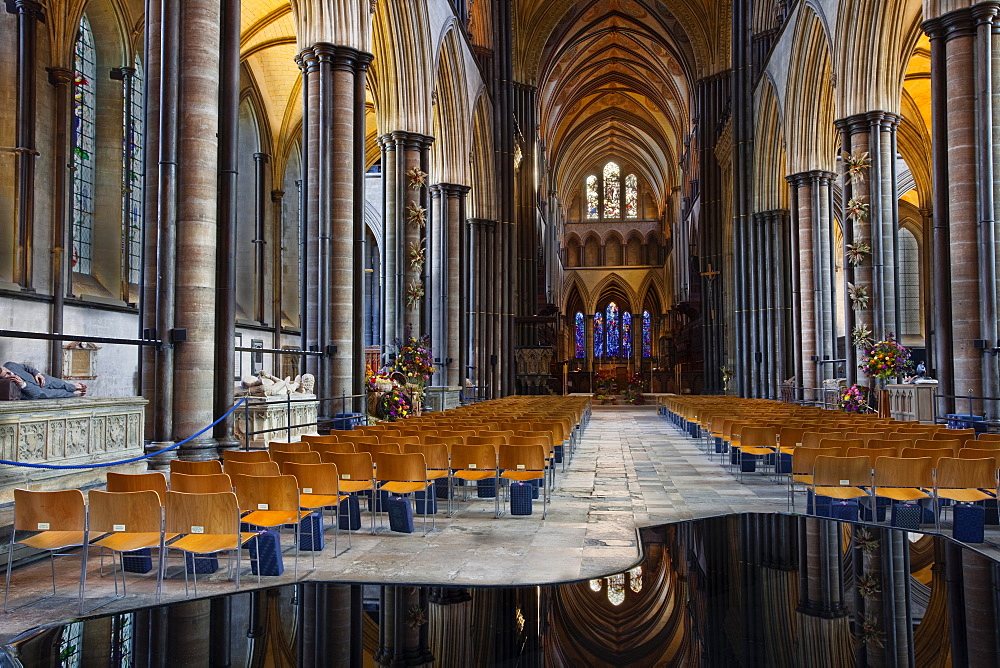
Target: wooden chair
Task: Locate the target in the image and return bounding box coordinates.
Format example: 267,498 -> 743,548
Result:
511,434 -> 556,489
817,438 -> 864,452
313,441 -> 357,455
164,491 -> 254,596
900,447 -> 954,467
269,441 -> 312,453
734,427 -> 778,480
86,490 -> 167,604
935,428 -> 976,440
437,429 -> 478,441
976,433 -> 1000,443
233,474 -> 311,576
424,435 -> 464,452
334,433 -> 379,447
809,456 -> 872,515
846,447 -> 898,466
449,444 -> 498,515
222,449 -> 271,464
272,450 -> 322,472
788,446 -> 847,511
283,462 -> 348,555
498,444 -> 548,519
170,459 -> 223,475
4,489 -> 88,613
106,471 -> 168,504
379,435 -> 421,449
171,472 -> 233,494
959,448 -> 1000,470
914,438 -> 961,454
466,435 -> 506,453
776,427 -> 807,454
322,452 -> 377,532
934,457 -> 999,532
374,453 -> 433,534
301,434 -> 339,445
873,456 -> 933,522
224,459 -> 280,477
800,431 -> 847,448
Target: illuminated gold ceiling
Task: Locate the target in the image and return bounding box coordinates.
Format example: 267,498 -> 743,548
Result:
532,0 -> 706,215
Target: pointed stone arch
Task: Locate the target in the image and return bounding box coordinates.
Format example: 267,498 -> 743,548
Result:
370,0 -> 434,134
589,272 -> 639,315
468,89 -> 496,221
431,26 -> 472,185
562,273 -> 590,315
753,75 -> 789,212
637,272 -> 667,316
785,4 -> 837,174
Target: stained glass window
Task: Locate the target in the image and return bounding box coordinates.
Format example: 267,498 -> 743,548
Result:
59,621 -> 83,667
603,162 -> 620,218
642,310 -> 652,357
586,175 -> 599,219
72,15 -> 96,275
622,311 -> 632,358
607,572 -> 626,606
574,312 -> 585,358
625,173 -> 638,218
628,566 -> 643,593
124,57 -> 144,285
589,579 -> 602,592
594,313 -> 604,359
606,302 -> 619,357
111,613 -> 135,667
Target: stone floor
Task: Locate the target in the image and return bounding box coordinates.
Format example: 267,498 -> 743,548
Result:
1,406 -> 996,641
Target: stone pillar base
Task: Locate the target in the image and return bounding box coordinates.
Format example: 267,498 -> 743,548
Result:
424,387 -> 461,412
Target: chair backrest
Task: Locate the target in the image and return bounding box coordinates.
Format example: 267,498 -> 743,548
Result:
499,444 -> 546,472
13,488 -> 85,532
269,441 -> 312,453
313,441 -> 357,455
171,472 -> 233,494
336,433 -> 379,446
301,434 -> 339,444
283,462 -> 340,496
375,429 -> 403,438
379,435 -> 421,449
357,442 -> 402,456
739,427 -> 777,448
323,452 -> 375,482
875,456 -> 933,488
438,429 -> 478,440
800,431 -> 847,448
402,443 -> 449,470
232,474 -> 299,513
791,447 -> 844,475
959,448 -> 1000,470
890,431 -> 933,441
813,456 -> 872,487
936,428 -> 976,440
88,490 -> 162,534
515,430 -> 555,446
510,435 -> 551,451
424,435 -> 464,450
222,449 -> 271,464
976,433 -> 1000,443
106,471 -> 168,503
915,438 -> 960,453
272,450 -> 322,472
374,453 -> 427,483
223,460 -> 281,477
777,427 -> 807,447
817,438 -> 864,451
846,447 -> 898,466
466,435 -> 506,448
866,438 -> 903,451
165,490 -> 239,536
844,432 -> 890,447
936,457 -> 998,490
170,459 -> 223,475
900,447 -> 953,466
450,444 -> 496,472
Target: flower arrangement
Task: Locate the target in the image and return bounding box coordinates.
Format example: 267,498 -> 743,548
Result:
843,151 -> 871,185
376,385 -> 412,421
406,203 -> 426,228
406,168 -> 428,190
847,282 -> 870,310
594,368 -> 617,404
394,330 -> 435,383
851,324 -> 875,351
845,241 -> 871,267
839,383 -> 873,413
405,280 -> 425,309
623,373 -> 646,405
365,364 -> 395,394
859,334 -> 912,382
845,197 -> 870,223
408,241 -> 426,270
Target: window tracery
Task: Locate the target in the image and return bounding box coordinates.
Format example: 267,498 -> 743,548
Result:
586,175 -> 599,219
574,312 -> 585,358
603,162 -> 620,218
72,15 -> 96,275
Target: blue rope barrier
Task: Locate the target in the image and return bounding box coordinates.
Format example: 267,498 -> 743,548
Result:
0,396 -> 249,470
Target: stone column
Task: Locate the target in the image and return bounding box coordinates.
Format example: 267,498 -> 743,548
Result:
46,66 -> 73,375
787,173 -> 820,402
429,184 -> 446,381
7,0 -> 43,289
172,0 -> 222,458
923,3 -> 1000,415
429,184 -> 471,387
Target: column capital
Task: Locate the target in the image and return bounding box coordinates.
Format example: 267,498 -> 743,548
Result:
785,172 -> 814,188
389,130 -> 434,151
45,66 -> 72,87
270,189 -> 285,202
253,152 -> 270,163
110,66 -> 136,81
433,182 -> 472,198
923,5 -> 980,41
295,47 -> 319,73
834,113 -> 873,135
4,0 -> 44,20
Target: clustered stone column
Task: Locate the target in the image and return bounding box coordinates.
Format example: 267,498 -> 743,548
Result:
429,183 -> 471,386
375,585 -> 434,666
924,4 -> 1000,414
787,171 -> 836,402
379,132 -> 433,348
297,44 -> 372,401
468,218 -> 496,391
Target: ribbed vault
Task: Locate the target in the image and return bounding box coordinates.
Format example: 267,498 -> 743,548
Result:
535,0 -> 694,217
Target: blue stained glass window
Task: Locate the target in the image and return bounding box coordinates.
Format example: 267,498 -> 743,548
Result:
594,313 -> 604,359
574,312 -> 585,358
622,311 -> 632,358
72,15 -> 96,275
606,302 -> 619,357
642,310 -> 652,357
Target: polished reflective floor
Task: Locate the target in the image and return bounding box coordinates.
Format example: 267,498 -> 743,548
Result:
3,512 -> 998,667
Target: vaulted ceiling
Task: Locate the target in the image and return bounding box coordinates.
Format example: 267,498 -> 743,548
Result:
526,0 -> 715,218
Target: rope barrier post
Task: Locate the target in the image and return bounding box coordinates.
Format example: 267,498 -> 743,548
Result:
243,396 -> 251,451
286,390 -> 292,443
341,390 -> 346,430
